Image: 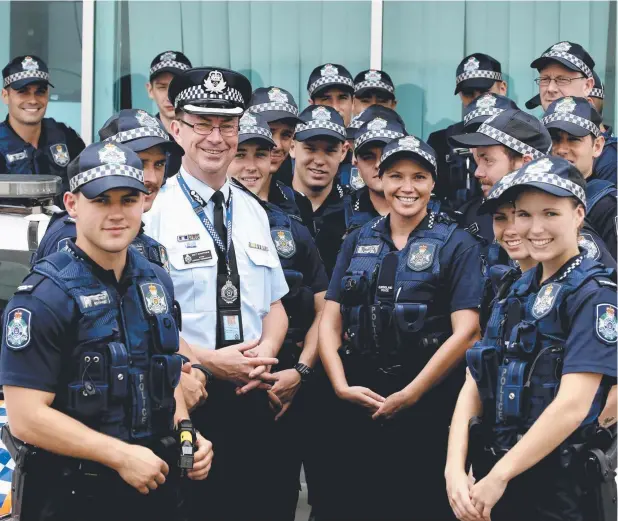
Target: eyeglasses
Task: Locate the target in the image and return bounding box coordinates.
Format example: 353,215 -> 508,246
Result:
534,76 -> 587,86
178,119 -> 239,136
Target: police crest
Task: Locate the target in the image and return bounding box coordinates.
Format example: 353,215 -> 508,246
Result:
407,242 -> 436,271
240,112 -> 258,127
476,95 -> 497,109
365,70 -> 382,82
221,279 -> 238,304
532,283 -> 561,319
350,167 -> 366,190
399,136 -> 420,149
525,157 -> 553,175
578,233 -> 600,260
50,144 -> 70,166
160,51 -> 176,61
272,229 -> 296,259
136,110 -> 160,128
552,42 -> 571,52
321,64 -> 338,77
140,283 -> 168,315
463,57 -> 480,72
268,88 -> 288,103
204,70 -> 227,93
555,97 -> 576,114
596,304 -> 617,343
98,143 -> 126,165
21,56 -> 39,71
367,118 -> 388,131
6,308 -> 31,350
312,106 -> 331,121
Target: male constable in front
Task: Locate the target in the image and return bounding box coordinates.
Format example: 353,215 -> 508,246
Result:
0,142 -> 212,521
0,55 -> 85,197
143,67 -> 290,520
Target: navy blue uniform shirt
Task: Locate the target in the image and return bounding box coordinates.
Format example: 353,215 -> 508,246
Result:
586,191 -> 617,258
0,241 -> 175,394
326,213 -> 484,312
593,126 -> 617,184
269,180 -> 315,236
312,180 -> 347,279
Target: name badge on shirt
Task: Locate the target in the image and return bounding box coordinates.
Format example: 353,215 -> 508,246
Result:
79,291 -> 111,309
6,151 -> 27,163
355,244 -> 380,255
183,250 -> 212,264
177,234 -> 200,242
249,242 -> 269,252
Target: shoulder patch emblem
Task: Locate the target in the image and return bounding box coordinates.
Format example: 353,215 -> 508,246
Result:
57,237 -> 72,252
407,242 -> 436,271
140,283 -> 168,315
578,233 -> 600,260
6,308 -> 32,350
272,229 -> 296,258
596,304 -> 617,343
349,167 -> 365,191
532,283 -> 561,319
50,144 -> 70,166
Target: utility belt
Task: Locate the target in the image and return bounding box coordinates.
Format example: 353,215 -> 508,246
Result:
66,341 -> 181,439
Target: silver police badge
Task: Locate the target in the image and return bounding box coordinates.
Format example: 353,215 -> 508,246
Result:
160,51 -> 176,61
21,56 -> 39,71
350,167 -> 366,190
6,308 -> 31,350
98,143 -> 126,165
240,112 -> 258,127
367,118 -> 388,131
407,242 -> 436,271
272,229 -> 296,259
552,42 -> 571,52
204,70 -> 227,93
268,87 -> 288,103
312,106 -> 331,121
596,304 -> 617,343
532,283 -> 561,319
221,279 -> 238,304
50,144 -> 70,166
578,233 -> 600,260
136,110 -> 160,128
463,57 -> 480,72
525,157 -> 553,175
555,97 -> 576,114
140,283 -> 168,315
476,94 -> 497,109
321,64 -> 339,77
399,136 -> 420,149
365,70 -> 382,82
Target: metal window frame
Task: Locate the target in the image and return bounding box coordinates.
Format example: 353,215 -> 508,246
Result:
81,0 -> 95,145
370,0 -> 383,70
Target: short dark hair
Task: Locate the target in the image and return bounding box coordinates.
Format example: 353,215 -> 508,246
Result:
503,146 -> 524,162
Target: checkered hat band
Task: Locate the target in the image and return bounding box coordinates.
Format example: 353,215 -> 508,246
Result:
542,113 -> 601,138
591,87 -> 604,99
295,120 -> 346,137
308,75 -> 354,96
249,102 -> 299,117
456,70 -> 503,85
354,80 -> 395,94
510,172 -> 586,205
380,145 -> 437,171
239,125 -> 273,139
477,123 -> 546,159
174,85 -> 244,107
150,61 -> 190,76
464,107 -> 504,125
104,126 -> 169,144
541,51 -> 593,78
349,119 -> 364,129
487,174 -> 520,201
3,70 -> 50,88
70,165 -> 144,192
355,129 -> 404,149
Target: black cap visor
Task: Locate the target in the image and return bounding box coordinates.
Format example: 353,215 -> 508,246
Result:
354,86 -> 395,99
9,78 -> 54,90
478,193 -> 515,215
149,67 -> 184,82
295,128 -> 345,143
78,175 -> 148,199
355,136 -> 391,154
379,150 -> 436,178
238,133 -> 275,147
122,136 -> 185,157
260,111 -> 302,125
311,83 -> 354,99
531,57 -> 582,75
525,94 -> 542,110
454,78 -> 494,95
449,131 -> 501,149
180,99 -> 243,117
546,121 -> 591,138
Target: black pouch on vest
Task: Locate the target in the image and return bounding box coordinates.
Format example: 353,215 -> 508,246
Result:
340,272 -> 370,306
130,369 -> 152,439
107,342 -> 129,399
150,314 -> 179,354
67,381 -> 108,417
466,343 -> 499,402
149,354 -> 182,410
393,303 -> 427,334
496,360 -> 527,422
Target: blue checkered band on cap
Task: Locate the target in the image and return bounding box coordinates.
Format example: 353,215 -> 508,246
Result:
174,85 -> 244,107
70,164 -> 144,192
380,144 -> 437,171
150,60 -> 190,76
591,87 -> 604,99
540,50 -> 593,78
3,70 -> 50,88
354,80 -> 395,94
477,122 -> 547,159
508,171 -> 586,205
104,126 -> 170,144
456,70 -> 503,85
485,171 -> 520,202
464,107 -> 505,125
249,102 -> 299,117
542,112 -> 601,138
239,124 -> 273,139
295,120 -> 346,137
348,118 -> 364,130
354,129 -> 405,149
308,75 -> 354,97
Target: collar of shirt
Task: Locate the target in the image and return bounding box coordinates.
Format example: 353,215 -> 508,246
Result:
532,252 -> 583,289
269,180 -> 287,206
4,115 -> 46,147
67,239 -> 134,290
356,186 -> 380,216
180,167 -> 231,207
313,179 -> 345,217
373,212 -> 432,247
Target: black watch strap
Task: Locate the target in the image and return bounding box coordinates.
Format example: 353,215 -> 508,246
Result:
191,363 -> 213,382
294,363 -> 313,382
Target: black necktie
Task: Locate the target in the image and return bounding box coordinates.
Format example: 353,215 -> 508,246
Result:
212,190 -> 227,273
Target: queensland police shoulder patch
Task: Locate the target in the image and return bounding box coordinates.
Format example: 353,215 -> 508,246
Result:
272,229 -> 296,258
532,283 -> 561,319
596,304 -> 617,343
50,144 -> 70,166
349,168 -> 366,191
578,233 -> 600,260
407,242 -> 435,271
6,308 -> 32,350
57,237 -> 72,252
140,283 -> 168,315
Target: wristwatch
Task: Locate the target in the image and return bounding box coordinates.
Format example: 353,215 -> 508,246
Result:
191,363 -> 213,383
294,363 -> 313,383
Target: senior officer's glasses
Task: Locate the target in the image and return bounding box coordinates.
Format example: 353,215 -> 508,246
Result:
179,119 -> 239,137
534,75 -> 587,87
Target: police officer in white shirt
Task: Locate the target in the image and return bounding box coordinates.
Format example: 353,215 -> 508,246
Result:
143,66 -> 289,521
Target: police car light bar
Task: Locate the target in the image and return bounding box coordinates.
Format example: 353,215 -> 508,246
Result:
0,175 -> 62,199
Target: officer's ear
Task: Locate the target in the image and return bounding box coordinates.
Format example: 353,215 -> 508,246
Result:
521,154 -> 534,166
1,88 -> 9,106
497,81 -> 508,96
341,140 -> 351,161
146,82 -> 154,100
592,134 -> 605,159
289,140 -> 297,159
64,191 -> 79,218
169,119 -> 182,145
308,98 -> 315,106
583,77 -> 594,96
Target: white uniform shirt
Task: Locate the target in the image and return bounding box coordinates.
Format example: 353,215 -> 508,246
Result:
143,168 -> 288,348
